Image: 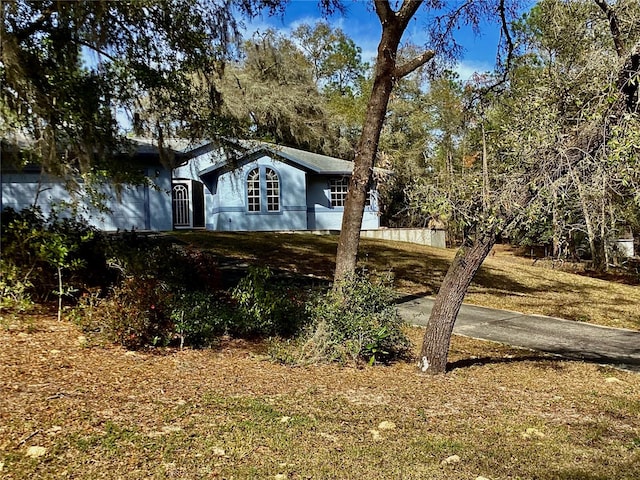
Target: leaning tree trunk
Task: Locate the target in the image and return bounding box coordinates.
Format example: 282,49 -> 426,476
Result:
334,39 -> 397,283
419,231 -> 497,374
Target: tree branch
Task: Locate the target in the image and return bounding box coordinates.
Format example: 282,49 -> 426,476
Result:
395,49 -> 435,79
374,0 -> 395,26
594,0 -> 625,57
498,0 -> 515,72
12,6 -> 56,42
74,38 -> 118,62
396,0 -> 424,30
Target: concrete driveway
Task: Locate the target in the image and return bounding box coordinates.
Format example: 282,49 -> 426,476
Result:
396,296 -> 640,372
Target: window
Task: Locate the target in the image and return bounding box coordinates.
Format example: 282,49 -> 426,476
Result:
265,168 -> 280,212
247,167 -> 280,212
329,177 -> 373,207
330,177 -> 349,207
247,168 -> 260,212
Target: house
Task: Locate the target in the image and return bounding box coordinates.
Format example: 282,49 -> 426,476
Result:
0,138 -> 189,231
1,138 -> 382,232
173,140 -> 380,231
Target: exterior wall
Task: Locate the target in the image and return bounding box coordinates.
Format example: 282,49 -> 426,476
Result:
360,228 -> 446,248
175,148 -> 381,232
207,154 -> 308,231
1,168 -> 172,231
306,175 -> 380,230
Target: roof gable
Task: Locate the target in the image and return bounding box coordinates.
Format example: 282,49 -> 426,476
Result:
197,140 -> 354,177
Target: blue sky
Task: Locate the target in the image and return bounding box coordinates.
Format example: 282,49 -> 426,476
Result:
246,0 -> 534,81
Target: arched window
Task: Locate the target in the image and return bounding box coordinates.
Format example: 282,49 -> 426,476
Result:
247,168 -> 260,212
247,167 -> 280,212
265,168 -> 280,212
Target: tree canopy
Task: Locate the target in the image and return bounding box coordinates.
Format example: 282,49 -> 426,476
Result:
0,0 -> 346,177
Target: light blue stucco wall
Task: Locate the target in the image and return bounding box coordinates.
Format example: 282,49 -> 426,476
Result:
175,149 -> 380,232
1,168 -> 172,231
208,155 -> 307,231
305,175 -> 380,230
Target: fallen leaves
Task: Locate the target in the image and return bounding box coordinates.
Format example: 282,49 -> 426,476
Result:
25,446 -> 47,458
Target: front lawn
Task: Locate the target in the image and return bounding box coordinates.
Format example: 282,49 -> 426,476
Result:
176,231 -> 640,330
1,315 -> 639,479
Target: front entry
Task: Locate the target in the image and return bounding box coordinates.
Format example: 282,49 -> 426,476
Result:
172,179 -> 205,229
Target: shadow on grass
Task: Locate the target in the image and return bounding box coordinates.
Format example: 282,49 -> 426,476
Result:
447,355 -> 565,372
171,232 -> 639,330
177,231 -> 549,297
448,350 -> 640,373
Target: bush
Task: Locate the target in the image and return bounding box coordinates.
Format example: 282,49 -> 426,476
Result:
0,206 -> 110,307
302,271 -> 412,365
75,266 -> 308,350
72,280 -> 231,350
99,277 -> 174,349
230,266 -> 307,337
0,260 -> 34,312
106,236 -> 222,294
170,291 -> 234,348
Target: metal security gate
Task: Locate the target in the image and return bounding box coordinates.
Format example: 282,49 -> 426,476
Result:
172,183 -> 190,227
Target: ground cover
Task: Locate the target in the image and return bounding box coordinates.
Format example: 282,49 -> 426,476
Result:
3,232 -> 639,479
176,232 -> 640,330
1,315 -> 639,479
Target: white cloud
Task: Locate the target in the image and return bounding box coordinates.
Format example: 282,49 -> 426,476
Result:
455,60 -> 494,82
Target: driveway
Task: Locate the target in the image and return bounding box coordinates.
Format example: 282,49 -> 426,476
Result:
396,296 -> 640,372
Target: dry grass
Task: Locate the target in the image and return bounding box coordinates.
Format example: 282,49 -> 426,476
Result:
1,315 -> 639,479
177,231 -> 640,330
2,232 -> 639,479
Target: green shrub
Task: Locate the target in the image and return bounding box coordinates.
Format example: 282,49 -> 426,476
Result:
303,271 -> 412,365
230,266 -> 307,337
106,236 -> 222,294
0,260 -> 34,312
170,291 -> 234,348
0,206 -> 110,307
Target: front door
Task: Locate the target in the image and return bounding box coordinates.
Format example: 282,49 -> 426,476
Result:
172,179 -> 205,229
192,180 -> 205,228
172,182 -> 191,228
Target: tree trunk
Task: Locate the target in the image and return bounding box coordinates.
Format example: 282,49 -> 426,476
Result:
419,231 -> 497,374
481,123 -> 489,211
552,186 -> 561,258
567,162 -> 604,270
334,40 -> 396,282
333,0 -> 432,285
600,175 -> 609,271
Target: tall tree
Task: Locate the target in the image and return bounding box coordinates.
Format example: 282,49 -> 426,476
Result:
0,0 -> 345,178
420,0 -> 640,374
333,0 -> 516,285
292,21 -> 368,96
217,29 -> 333,152
292,21 -> 371,159
333,0 -> 435,284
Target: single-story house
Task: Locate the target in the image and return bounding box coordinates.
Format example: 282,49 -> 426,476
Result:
173,140 -> 380,231
1,138 -> 382,232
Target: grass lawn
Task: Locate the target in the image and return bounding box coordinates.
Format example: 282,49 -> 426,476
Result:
175,231 -> 640,330
1,231 -> 639,479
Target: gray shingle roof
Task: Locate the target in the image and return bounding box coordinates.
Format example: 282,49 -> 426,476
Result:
198,140 -> 354,176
